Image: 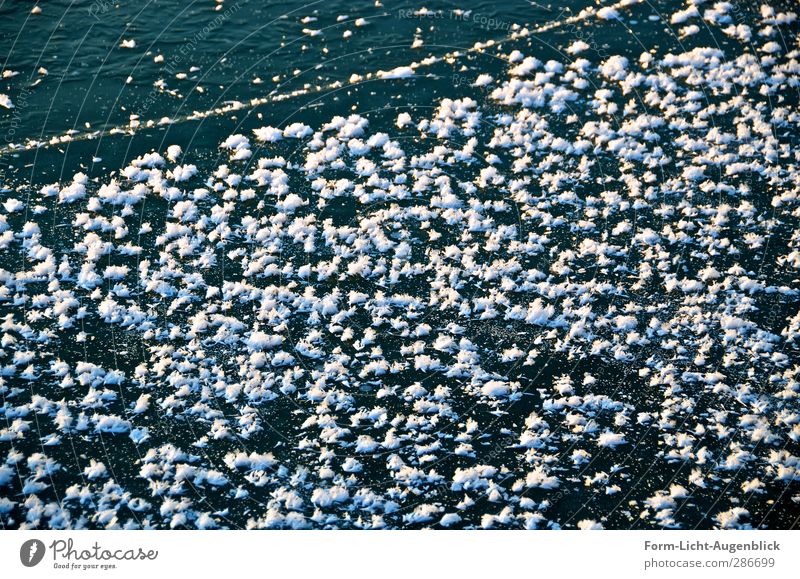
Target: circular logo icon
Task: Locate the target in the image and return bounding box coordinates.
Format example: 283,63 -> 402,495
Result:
20,539 -> 46,567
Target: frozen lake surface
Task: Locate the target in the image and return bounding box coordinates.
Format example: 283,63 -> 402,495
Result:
0,0 -> 799,529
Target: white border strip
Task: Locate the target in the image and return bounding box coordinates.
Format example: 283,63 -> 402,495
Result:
2,529 -> 798,578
